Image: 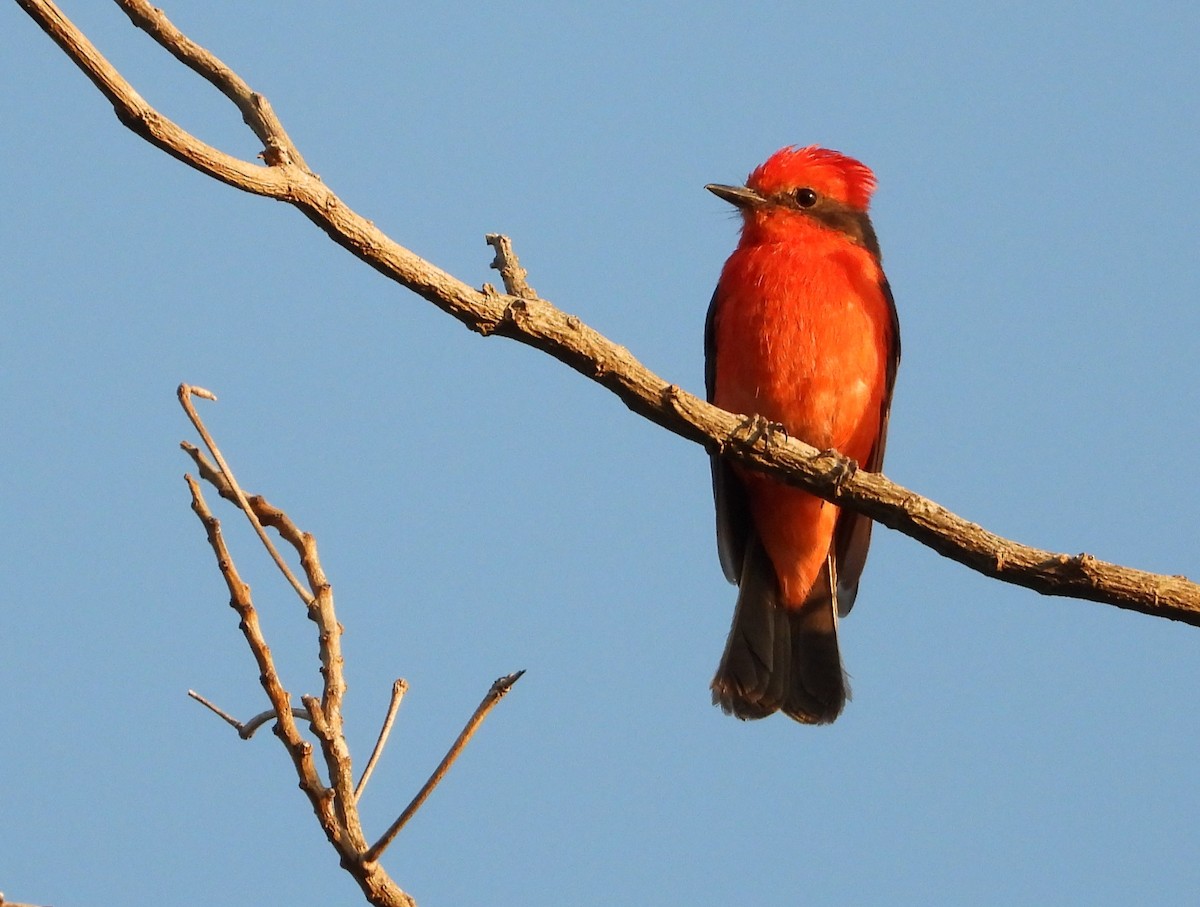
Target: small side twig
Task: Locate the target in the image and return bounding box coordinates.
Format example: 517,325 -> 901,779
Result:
364,671 -> 524,863
356,679 -> 409,802
485,234 -> 537,300
188,689 -> 310,739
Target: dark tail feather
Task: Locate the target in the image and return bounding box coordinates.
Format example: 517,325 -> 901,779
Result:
711,540 -> 787,719
781,586 -> 848,724
711,547 -> 849,724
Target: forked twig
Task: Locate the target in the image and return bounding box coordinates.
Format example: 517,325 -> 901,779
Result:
111,0 -> 306,169
365,671 -> 525,863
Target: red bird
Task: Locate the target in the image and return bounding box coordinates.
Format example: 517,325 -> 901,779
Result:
705,146 -> 900,723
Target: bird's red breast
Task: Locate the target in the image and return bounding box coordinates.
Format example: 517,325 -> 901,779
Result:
711,237 -> 892,604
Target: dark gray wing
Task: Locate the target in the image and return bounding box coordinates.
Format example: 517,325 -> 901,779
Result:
705,288 -> 753,584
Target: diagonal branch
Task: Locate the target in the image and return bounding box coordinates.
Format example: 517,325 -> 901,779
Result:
15,0 -> 1200,627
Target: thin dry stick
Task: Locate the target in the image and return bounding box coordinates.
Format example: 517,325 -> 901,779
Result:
356,679 -> 409,802
303,691 -> 365,852
187,689 -> 244,728
299,538 -> 351,770
365,671 -> 525,864
16,0 -> 1200,628
178,384 -> 313,605
188,690 -> 310,739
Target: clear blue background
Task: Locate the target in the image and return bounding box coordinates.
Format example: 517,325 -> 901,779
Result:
3,3 -> 1198,905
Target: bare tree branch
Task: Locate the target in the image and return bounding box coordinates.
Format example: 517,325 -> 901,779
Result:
180,390 -> 523,907
184,469 -> 413,906
14,2 -> 1200,627
183,474 -> 331,805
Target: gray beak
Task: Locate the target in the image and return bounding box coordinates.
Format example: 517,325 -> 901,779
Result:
705,183 -> 764,209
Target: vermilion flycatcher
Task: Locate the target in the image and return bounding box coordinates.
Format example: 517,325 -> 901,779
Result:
705,146 -> 900,724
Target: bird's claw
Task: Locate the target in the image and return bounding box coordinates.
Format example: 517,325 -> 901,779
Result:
818,449 -> 859,492
729,414 -> 788,452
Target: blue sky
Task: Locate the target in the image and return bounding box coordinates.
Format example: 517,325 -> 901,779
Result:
3,2 -> 1198,905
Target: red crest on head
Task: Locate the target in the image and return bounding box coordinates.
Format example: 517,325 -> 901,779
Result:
747,146 -> 877,211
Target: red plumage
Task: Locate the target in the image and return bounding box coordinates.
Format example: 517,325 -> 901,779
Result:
705,146 -> 900,724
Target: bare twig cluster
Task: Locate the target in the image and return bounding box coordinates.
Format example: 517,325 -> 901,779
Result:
178,385 -> 522,907
15,0 -> 1200,626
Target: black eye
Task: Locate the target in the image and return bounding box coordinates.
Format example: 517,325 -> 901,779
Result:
793,187 -> 818,208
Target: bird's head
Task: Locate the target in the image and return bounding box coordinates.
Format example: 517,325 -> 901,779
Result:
707,146 -> 880,255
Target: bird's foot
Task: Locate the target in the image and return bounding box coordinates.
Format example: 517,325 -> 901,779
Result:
730,414 -> 788,452
817,449 -> 859,492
